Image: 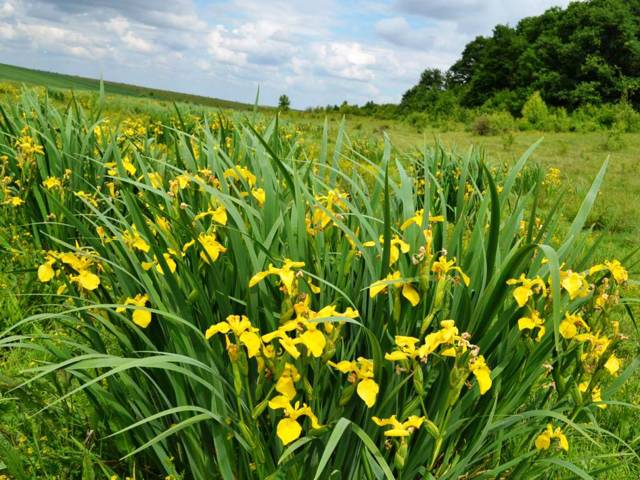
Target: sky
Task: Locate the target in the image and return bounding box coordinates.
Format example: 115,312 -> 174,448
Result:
0,0 -> 573,108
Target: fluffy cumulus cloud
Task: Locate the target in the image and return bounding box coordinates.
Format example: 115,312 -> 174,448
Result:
0,0 -> 572,107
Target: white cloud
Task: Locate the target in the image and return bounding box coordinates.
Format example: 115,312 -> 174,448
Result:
0,0 -> 578,107
394,0 -> 573,33
0,1 -> 15,18
311,42 -> 376,81
375,16 -> 462,54
122,31 -> 155,54
104,16 -> 129,36
0,23 -> 14,39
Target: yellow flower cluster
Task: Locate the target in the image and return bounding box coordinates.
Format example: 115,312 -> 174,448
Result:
508,259 -> 628,414
385,320 -> 492,395
37,249 -> 101,292
305,189 -> 349,235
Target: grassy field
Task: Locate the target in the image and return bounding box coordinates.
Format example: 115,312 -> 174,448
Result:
0,72 -> 638,479
0,62 -> 255,110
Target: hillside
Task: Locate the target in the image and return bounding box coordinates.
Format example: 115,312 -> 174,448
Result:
0,62 -> 255,110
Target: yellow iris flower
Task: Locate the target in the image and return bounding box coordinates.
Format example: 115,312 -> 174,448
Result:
469,355 -> 492,395
589,259 -> 628,284
534,424 -> 569,451
196,233 -> 227,264
328,357 -> 379,408
559,312 -> 589,339
560,270 -> 590,300
431,256 -> 470,286
517,310 -> 546,342
363,235 -> 410,265
369,271 -> 421,306
372,414 -> 425,437
400,209 -> 444,230
268,396 -> 321,445
506,274 -> 547,308
224,165 -> 256,188
262,301 -> 353,359
116,294 -> 152,328
193,205 -> 228,225
37,250 -> 101,291
205,314 -> 262,358
122,225 -> 150,253
42,176 -> 62,189
249,259 -> 305,295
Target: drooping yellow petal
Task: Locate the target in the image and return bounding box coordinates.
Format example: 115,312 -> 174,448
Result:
441,347 -> 457,357
300,329 -> 326,357
75,270 -> 100,290
534,431 -> 551,450
401,283 -> 420,306
267,395 -> 291,411
279,269 -> 296,294
251,188 -> 266,206
327,360 -> 356,374
384,350 -> 409,361
469,355 -> 492,395
604,354 -> 621,376
356,378 -> 379,408
276,418 -> 302,445
556,431 -> 569,451
38,262 -> 55,282
211,206 -> 228,225
279,336 -> 301,359
403,416 -> 425,430
239,331 -> 262,358
205,321 -> 231,339
369,279 -> 388,298
559,320 -> 577,339
276,376 -> 297,400
513,285 -> 532,307
474,368 -> 492,395
249,270 -> 271,288
132,308 -> 152,328
517,316 -> 537,331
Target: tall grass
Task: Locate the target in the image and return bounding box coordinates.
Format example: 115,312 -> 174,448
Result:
0,88 -> 637,479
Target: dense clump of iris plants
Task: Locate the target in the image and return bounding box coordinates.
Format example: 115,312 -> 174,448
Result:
0,88 -> 637,479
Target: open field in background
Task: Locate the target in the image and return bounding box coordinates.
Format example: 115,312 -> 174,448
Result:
0,74 -> 638,479
0,63 -> 255,111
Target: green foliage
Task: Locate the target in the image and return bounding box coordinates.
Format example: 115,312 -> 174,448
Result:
279,94 -> 291,111
471,111 -> 516,136
452,0 -> 640,110
521,92 -> 550,129
395,0 -> 640,121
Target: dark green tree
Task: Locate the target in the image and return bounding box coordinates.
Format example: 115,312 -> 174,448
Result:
401,0 -> 640,112
278,94 -> 291,111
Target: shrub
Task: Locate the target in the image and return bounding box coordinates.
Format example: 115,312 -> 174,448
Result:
471,111 -> 515,136
405,111 -> 430,130
521,91 -> 550,130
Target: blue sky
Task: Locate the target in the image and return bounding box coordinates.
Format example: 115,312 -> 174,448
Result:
0,0 -> 572,107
